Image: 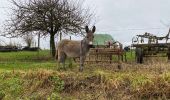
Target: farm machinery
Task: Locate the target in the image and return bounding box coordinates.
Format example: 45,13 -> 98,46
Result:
75,41 -> 124,65
132,28 -> 170,63
75,34 -> 125,66
86,41 -> 124,64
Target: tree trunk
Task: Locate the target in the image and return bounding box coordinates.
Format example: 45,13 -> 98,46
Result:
38,33 -> 40,49
60,32 -> 62,41
50,34 -> 56,57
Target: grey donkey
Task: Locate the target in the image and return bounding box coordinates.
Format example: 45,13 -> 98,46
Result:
56,26 -> 96,72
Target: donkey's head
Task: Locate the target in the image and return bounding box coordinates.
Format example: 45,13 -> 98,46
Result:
84,26 -> 96,46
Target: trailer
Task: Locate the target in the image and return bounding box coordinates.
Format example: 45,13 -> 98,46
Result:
85,47 -> 124,64
132,28 -> 170,63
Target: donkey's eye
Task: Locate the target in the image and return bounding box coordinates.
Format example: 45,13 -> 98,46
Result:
86,36 -> 89,38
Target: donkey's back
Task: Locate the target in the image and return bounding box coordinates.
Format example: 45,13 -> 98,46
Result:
57,39 -> 81,58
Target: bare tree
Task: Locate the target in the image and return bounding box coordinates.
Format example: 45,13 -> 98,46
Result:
3,0 -> 94,57
23,33 -> 34,48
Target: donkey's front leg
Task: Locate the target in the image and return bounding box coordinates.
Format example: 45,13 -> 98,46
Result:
79,56 -> 86,72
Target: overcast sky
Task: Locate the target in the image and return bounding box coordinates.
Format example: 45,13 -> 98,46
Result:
0,0 -> 170,48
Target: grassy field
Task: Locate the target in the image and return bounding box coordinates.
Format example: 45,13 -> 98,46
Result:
0,50 -> 169,100
0,50 -> 56,70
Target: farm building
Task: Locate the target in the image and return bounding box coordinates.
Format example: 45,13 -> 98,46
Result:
93,34 -> 115,47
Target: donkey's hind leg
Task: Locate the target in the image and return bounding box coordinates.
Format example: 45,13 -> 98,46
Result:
58,53 -> 66,70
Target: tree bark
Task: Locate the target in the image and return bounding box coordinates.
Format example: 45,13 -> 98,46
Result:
50,33 -> 56,57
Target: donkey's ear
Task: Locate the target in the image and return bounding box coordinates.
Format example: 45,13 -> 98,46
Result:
85,26 -> 89,33
92,26 -> 96,33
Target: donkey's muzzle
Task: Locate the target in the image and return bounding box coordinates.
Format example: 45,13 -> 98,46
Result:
89,41 -> 93,45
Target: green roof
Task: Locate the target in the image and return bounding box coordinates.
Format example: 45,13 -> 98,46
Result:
93,34 -> 115,45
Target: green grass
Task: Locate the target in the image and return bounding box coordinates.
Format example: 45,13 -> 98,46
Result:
0,50 -> 57,71
0,50 -> 65,99
0,50 -> 51,61
0,50 -> 169,99
0,61 -> 57,70
0,70 -> 64,100
0,50 -> 136,71
125,50 -> 136,62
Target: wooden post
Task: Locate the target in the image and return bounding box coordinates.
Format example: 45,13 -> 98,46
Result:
125,52 -> 127,62
36,33 -> 40,59
110,55 -> 112,64
118,54 -> 121,70
131,46 -> 133,57
121,50 -> 124,61
96,48 -> 98,63
168,47 -> 170,61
